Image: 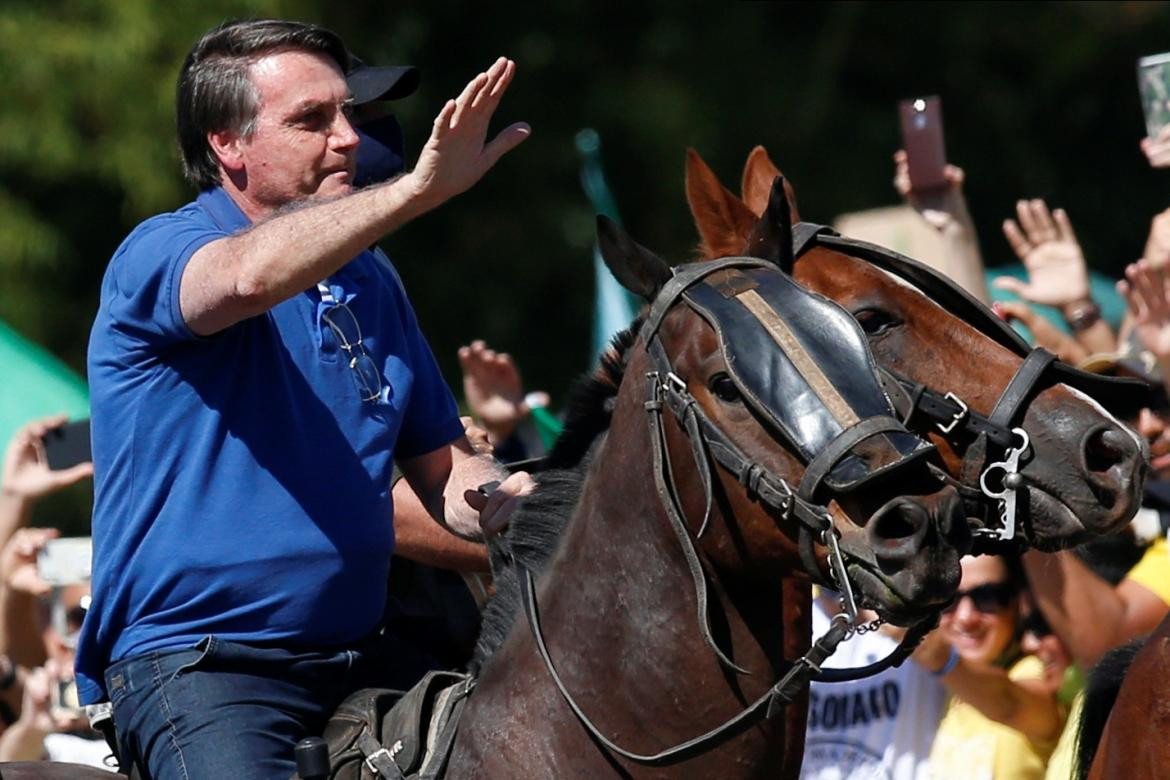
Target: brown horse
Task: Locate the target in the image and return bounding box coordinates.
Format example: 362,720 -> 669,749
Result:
1082,614 -> 1170,778
446,219 -> 969,778
686,146 -> 1147,551
682,148 -> 1149,775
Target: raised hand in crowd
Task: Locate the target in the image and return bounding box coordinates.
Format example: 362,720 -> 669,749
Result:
1143,208 -> 1170,268
0,527 -> 58,601
995,199 -> 1116,355
893,150 -> 990,302
0,527 -> 59,668
1,416 -> 92,536
893,150 -> 973,232
993,301 -> 1088,364
458,340 -> 548,446
1118,259 -> 1170,387
1140,124 -> 1170,169
0,659 -> 86,762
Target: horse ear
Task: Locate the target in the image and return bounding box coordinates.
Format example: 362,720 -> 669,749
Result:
741,145 -> 800,222
744,176 -> 796,273
685,148 -> 758,257
596,216 -> 672,301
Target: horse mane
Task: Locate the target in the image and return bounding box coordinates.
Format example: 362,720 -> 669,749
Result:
1073,638 -> 1145,779
469,316 -> 643,672
541,315 -> 643,468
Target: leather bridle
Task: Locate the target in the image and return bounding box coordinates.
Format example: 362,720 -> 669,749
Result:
500,256 -> 943,764
789,222 -> 1147,549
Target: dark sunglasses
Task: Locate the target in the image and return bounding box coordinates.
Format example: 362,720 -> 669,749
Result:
1020,610 -> 1053,638
943,582 -> 1014,614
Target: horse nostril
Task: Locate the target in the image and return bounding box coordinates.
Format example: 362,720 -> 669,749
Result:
1084,425 -> 1133,474
1081,424 -> 1141,512
868,501 -> 928,552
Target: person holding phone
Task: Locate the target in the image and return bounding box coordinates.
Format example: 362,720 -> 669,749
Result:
891,131 -> 991,304
0,416 -> 93,545
77,18 -> 534,779
0,416 -> 103,765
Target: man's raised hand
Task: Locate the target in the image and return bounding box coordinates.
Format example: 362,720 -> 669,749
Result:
408,57 -> 530,209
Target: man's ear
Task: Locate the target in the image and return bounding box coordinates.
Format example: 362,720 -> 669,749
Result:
207,129 -> 245,173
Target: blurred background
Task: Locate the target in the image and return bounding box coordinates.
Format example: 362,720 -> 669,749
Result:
4,0 -> 1170,527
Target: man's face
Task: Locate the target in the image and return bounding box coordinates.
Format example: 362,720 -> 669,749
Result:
230,50 -> 359,217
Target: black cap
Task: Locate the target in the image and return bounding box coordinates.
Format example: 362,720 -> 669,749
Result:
347,55 -> 420,105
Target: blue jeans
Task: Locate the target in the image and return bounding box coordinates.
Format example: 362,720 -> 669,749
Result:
106,634 -> 436,780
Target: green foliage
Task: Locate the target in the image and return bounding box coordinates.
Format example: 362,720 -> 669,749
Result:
4,0 -> 1170,416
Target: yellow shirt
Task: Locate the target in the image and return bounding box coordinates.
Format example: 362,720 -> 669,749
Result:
1043,688 -> 1083,780
928,656 -> 1058,780
1124,537 -> 1170,606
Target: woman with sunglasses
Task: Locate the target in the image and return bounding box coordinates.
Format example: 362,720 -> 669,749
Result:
919,554 -> 1067,779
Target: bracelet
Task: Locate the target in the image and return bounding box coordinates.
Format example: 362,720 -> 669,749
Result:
932,647 -> 960,677
1065,300 -> 1102,333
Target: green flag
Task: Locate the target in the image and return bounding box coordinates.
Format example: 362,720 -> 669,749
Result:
576,129 -> 640,362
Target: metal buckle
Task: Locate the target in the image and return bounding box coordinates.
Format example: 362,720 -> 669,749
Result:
363,742 -> 402,775
776,479 -> 794,517
936,392 -> 969,434
665,371 -> 688,396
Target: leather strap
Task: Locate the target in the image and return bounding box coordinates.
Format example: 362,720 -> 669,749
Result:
357,731 -> 405,779
417,679 -> 475,780
518,563 -> 851,765
988,348 -> 1056,430
643,257 -> 774,344
645,344 -> 750,674
796,416 -> 909,502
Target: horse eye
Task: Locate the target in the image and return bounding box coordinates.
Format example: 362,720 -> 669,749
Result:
708,373 -> 741,402
853,307 -> 901,336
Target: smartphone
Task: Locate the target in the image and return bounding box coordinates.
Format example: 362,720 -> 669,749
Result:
41,418 -> 91,471
51,677 -> 83,721
37,537 -> 93,586
898,96 -> 948,192
1138,53 -> 1170,139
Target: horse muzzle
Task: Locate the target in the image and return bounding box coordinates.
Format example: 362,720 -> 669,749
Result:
837,486 -> 968,625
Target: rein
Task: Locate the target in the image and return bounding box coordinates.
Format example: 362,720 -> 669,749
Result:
499,257 -> 940,765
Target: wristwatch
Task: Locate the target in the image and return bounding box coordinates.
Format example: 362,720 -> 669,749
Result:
1064,299 -> 1102,333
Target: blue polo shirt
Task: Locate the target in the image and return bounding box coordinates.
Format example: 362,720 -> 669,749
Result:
75,188 -> 463,704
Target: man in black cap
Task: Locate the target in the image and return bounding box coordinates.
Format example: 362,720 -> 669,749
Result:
347,56 -> 420,187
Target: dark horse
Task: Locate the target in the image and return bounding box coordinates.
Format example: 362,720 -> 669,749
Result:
446,215 -> 970,778
687,146 -> 1147,550
1081,618 -> 1170,778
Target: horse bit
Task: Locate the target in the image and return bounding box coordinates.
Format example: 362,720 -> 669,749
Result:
789,222 -> 1065,548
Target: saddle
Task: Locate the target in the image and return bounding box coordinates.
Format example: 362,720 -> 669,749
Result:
302,670 -> 474,780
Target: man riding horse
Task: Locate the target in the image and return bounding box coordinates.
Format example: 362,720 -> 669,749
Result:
76,19 -> 532,779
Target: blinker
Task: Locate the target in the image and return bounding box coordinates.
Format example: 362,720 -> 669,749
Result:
682,265 -> 932,497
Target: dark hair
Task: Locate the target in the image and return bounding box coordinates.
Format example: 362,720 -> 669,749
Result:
176,19 -> 349,191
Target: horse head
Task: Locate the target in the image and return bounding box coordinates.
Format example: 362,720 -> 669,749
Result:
596,217 -> 968,625
686,147 -> 1148,551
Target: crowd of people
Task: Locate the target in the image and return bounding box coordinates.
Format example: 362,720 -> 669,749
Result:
3,12 -> 1170,780
801,126 -> 1170,780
